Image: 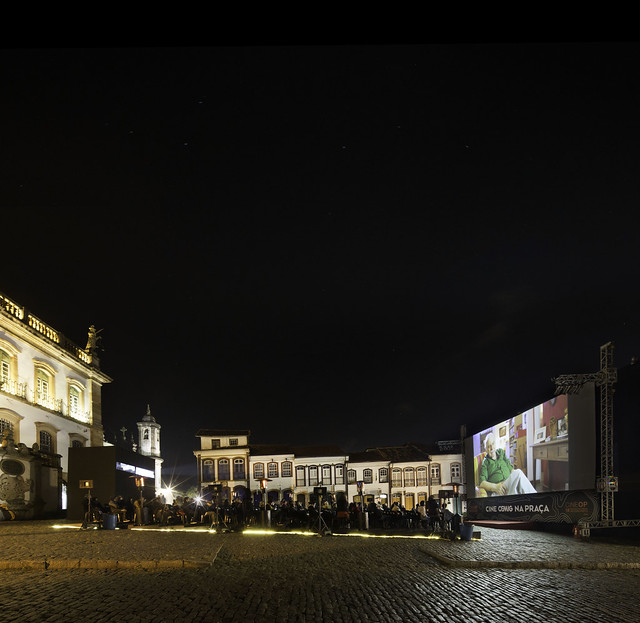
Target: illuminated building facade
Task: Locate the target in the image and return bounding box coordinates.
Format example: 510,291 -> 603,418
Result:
195,429 -> 251,500
136,405 -> 163,493
194,429 -> 465,508
0,290 -> 112,513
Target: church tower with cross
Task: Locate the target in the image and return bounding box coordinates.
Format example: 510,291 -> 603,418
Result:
136,405 -> 163,493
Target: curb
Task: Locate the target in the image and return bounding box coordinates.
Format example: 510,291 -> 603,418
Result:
0,559 -> 212,570
422,549 -> 640,570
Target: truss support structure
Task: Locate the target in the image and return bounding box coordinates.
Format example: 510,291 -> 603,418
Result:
552,342 -> 618,526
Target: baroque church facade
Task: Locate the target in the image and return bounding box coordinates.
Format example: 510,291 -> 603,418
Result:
0,290 -> 112,515
0,289 -> 165,517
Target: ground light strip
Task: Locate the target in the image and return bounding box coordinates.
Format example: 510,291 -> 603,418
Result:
52,524 -> 478,540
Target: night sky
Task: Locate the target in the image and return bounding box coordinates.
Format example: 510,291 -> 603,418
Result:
2,44 -> 639,485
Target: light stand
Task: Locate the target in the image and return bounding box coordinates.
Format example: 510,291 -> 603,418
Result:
313,486 -> 331,536
79,479 -> 94,529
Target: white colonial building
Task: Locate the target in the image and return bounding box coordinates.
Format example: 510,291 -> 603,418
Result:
0,289 -> 112,511
194,429 -> 465,510
194,429 -> 251,500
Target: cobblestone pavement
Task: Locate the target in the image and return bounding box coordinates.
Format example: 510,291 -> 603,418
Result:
2,520 -> 639,622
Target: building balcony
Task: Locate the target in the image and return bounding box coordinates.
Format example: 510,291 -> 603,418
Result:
35,392 -> 63,413
0,379 -> 28,400
0,381 -> 91,423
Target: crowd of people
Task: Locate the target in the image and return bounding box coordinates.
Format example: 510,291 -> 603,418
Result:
83,491 -> 461,535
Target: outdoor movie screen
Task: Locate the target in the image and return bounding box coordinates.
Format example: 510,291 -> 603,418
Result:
470,393 -> 581,499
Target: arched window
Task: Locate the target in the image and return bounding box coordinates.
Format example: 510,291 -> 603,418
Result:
404,467 -> 415,487
67,380 -> 87,422
379,467 -> 389,483
233,458 -> 245,480
71,439 -> 84,448
281,461 -> 292,478
308,465 -> 318,486
36,368 -> 51,404
0,349 -> 11,385
363,468 -> 373,484
253,462 -> 265,479
203,460 -> 215,482
321,464 -> 331,484
391,468 -> 402,487
0,341 -> 19,395
335,464 -> 344,484
451,462 -> 461,482
218,459 -> 230,481
416,466 -> 428,486
144,429 -> 149,440
267,462 -> 278,478
347,469 -> 357,484
296,466 -> 306,486
430,463 -> 441,485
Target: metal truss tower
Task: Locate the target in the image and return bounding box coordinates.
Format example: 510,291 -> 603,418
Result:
553,343 -> 640,534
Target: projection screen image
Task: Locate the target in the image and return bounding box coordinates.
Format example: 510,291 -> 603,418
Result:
471,394 -> 570,498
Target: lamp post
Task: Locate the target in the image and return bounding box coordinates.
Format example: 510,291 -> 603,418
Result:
357,481 -> 364,530
134,476 -> 145,525
259,477 -> 271,526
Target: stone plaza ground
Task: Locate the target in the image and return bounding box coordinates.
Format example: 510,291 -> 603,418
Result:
1,520 -> 639,622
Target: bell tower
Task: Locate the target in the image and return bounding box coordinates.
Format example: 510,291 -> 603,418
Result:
136,405 -> 163,492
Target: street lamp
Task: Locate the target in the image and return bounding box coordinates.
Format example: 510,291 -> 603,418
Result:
259,477 -> 271,526
356,481 -> 364,529
134,476 -> 145,525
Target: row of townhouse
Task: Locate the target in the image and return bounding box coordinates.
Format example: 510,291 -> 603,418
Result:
194,430 -> 465,510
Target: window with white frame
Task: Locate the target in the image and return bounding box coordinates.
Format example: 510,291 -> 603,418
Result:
391,468 -> 402,487
36,368 -> 51,405
404,467 -> 415,487
335,464 -> 344,484
363,468 -> 373,484
281,461 -> 292,478
267,462 -> 279,478
308,465 -> 318,486
296,465 -> 306,486
68,384 -> 83,419
203,459 -> 215,481
233,458 -> 245,479
430,463 -> 441,484
218,459 -> 230,481
379,467 -> 389,483
451,462 -> 461,482
254,462 -> 265,479
321,465 -> 331,484
347,469 -> 356,484
229,438 -> 238,446
0,349 -> 10,385
416,466 -> 428,486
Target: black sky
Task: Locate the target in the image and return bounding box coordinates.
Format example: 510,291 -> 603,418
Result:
2,44 -> 639,484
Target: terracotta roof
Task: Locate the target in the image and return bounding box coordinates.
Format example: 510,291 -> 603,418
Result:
195,429 -> 250,437
361,443 -> 433,462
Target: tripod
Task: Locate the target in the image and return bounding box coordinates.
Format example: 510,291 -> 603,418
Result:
315,497 -> 332,536
209,495 -> 231,533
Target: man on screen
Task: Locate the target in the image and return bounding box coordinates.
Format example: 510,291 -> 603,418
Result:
479,432 -> 537,496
